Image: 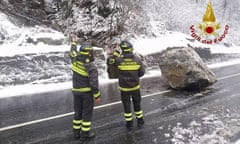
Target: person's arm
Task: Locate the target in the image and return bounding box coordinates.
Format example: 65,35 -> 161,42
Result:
86,63 -> 101,100
69,35 -> 78,62
137,57 -> 145,77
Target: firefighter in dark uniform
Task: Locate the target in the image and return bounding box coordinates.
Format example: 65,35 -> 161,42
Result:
69,36 -> 101,141
106,49 -> 120,79
116,40 -> 145,129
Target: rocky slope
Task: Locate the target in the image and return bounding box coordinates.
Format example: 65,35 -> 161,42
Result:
1,0 -> 240,46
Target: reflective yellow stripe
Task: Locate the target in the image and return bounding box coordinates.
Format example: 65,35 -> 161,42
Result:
135,110 -> 143,118
113,52 -> 120,57
118,65 -> 140,71
93,91 -> 100,98
72,87 -> 91,92
80,51 -> 89,55
76,61 -> 83,65
72,63 -> 88,77
123,59 -> 132,61
123,48 -> 132,52
73,120 -> 82,124
119,85 -> 140,92
135,110 -> 143,115
125,117 -> 133,121
73,119 -> 82,129
136,114 -> 143,118
121,43 -> 128,48
71,42 -> 77,45
74,61 -> 86,69
81,127 -> 90,131
124,113 -> 132,117
124,113 -> 133,121
109,58 -> 115,64
85,47 -> 93,50
73,125 -> 81,129
82,122 -> 91,126
70,51 -> 77,57
81,121 -> 91,131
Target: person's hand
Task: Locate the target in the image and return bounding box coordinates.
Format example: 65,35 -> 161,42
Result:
71,34 -> 78,42
95,97 -> 101,104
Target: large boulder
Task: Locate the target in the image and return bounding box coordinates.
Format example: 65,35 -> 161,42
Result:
158,47 -> 217,90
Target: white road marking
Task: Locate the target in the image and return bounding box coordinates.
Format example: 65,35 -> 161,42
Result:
0,73 -> 240,132
0,113 -> 74,132
218,73 -> 240,80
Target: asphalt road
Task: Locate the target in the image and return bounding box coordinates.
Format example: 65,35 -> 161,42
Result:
1,64 -> 240,144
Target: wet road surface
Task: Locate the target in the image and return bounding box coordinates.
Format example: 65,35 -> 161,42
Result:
1,64 -> 240,144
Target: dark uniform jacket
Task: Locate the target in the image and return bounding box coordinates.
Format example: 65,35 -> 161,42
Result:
106,51 -> 120,79
69,43 -> 100,99
116,52 -> 145,92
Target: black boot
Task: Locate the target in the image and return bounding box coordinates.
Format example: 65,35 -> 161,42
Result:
137,118 -> 144,127
126,120 -> 133,129
80,131 -> 95,141
73,129 -> 81,139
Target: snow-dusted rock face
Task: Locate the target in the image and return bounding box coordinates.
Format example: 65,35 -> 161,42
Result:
158,47 -> 217,90
1,0 -> 240,46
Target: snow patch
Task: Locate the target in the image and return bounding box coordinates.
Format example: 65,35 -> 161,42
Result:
133,32 -> 240,56
0,44 -> 69,57
0,12 -> 66,52
0,13 -> 19,36
235,139 -> 240,144
171,115 -> 232,144
0,82 -> 71,98
134,32 -> 191,56
208,59 -> 240,69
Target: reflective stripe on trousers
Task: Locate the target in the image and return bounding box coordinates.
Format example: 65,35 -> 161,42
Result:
124,113 -> 133,121
81,121 -> 91,132
73,119 -> 82,130
135,110 -> 143,119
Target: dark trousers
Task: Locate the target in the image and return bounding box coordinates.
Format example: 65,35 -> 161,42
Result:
120,90 -> 142,121
73,92 -> 94,132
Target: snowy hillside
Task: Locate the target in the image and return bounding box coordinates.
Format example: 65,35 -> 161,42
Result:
1,11 -> 240,97
0,13 -> 65,47
1,0 -> 240,46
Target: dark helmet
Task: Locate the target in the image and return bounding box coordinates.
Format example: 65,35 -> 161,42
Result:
120,40 -> 133,52
79,44 -> 95,62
